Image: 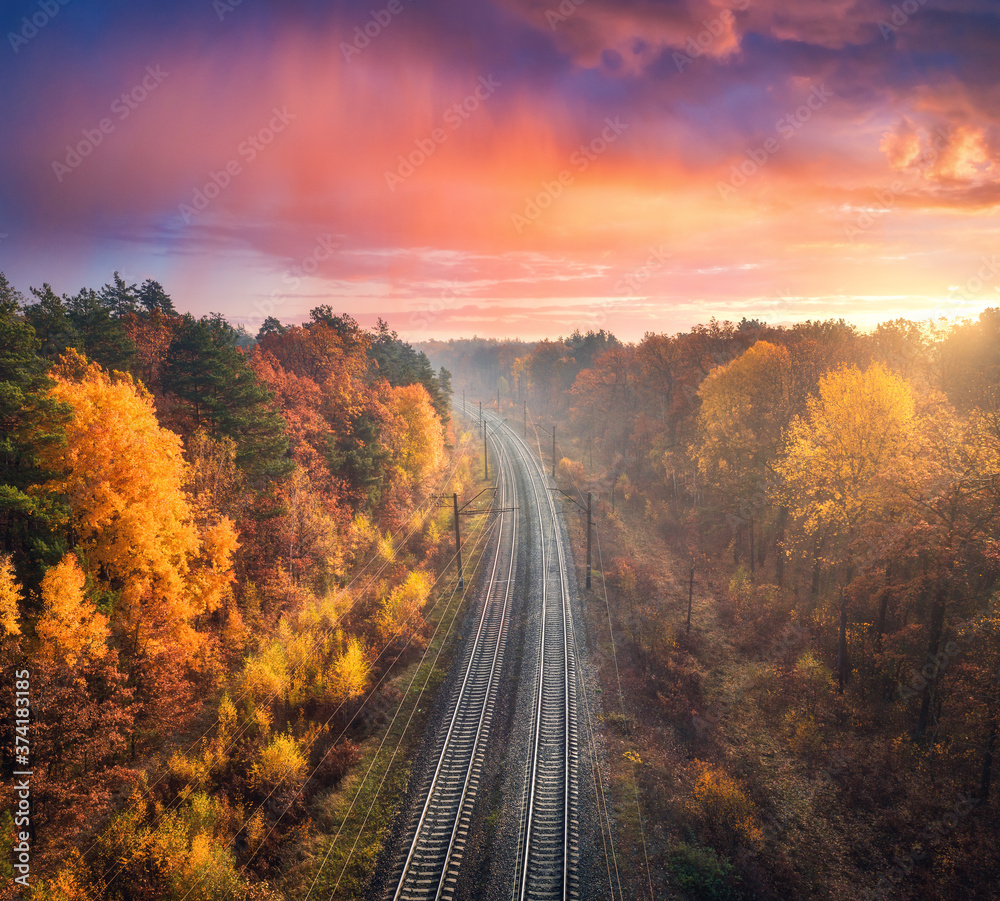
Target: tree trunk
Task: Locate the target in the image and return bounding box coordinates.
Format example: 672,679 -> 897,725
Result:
875,587 -> 890,654
916,585 -> 947,739
837,591 -> 850,693
775,506 -> 788,587
981,717 -> 997,801
811,535 -> 822,599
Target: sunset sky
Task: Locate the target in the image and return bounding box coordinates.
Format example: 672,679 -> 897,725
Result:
2,0 -> 998,340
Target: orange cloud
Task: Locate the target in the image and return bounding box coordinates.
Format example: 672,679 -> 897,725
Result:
881,119 -> 922,170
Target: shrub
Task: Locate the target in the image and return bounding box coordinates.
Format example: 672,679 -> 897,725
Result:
181,791 -> 225,839
329,637 -> 371,705
720,567 -> 790,647
252,733 -> 308,793
668,843 -> 739,901
239,642 -> 287,705
784,711 -> 824,759
179,833 -> 245,901
30,850 -> 96,901
376,571 -> 431,646
311,739 -> 361,789
687,764 -> 764,852
557,457 -> 586,485
792,649 -> 830,716
166,750 -> 211,796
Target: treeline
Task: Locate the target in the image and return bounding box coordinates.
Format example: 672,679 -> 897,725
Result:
0,271 -> 459,899
427,311 -> 1000,898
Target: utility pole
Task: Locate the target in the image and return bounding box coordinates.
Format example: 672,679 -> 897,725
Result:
686,563 -> 694,633
523,401 -> 527,438
552,424 -> 556,479
479,400 -> 482,425
550,486 -> 593,590
445,487 -> 500,591
453,493 -> 464,589
483,423 -> 489,481
497,388 -> 500,412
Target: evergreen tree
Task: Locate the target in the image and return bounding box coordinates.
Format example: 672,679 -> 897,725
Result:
23,284 -> 80,360
0,274 -> 70,587
98,271 -> 140,318
137,278 -> 176,314
325,409 -> 393,509
161,314 -> 292,483
65,287 -> 136,371
369,318 -> 451,424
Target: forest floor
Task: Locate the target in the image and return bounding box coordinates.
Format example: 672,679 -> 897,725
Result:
277,459 -> 499,900
558,485 -> 897,901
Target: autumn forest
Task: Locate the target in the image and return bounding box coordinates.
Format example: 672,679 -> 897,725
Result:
1,271 -> 458,899
2,270 -> 1000,900
425,312 -> 1000,899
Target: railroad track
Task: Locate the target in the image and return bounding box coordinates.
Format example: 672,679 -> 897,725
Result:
386,422 -> 517,901
384,405 -> 580,901
495,414 -> 580,901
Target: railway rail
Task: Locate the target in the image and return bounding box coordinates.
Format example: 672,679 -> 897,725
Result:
384,404 -> 580,901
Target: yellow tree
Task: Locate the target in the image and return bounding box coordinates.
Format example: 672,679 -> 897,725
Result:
890,398 -> 1000,736
778,363 -> 916,586
35,553 -> 109,667
43,351 -> 236,663
390,383 -> 444,487
376,569 -> 432,647
329,636 -> 370,705
0,554 -> 22,639
693,341 -> 793,574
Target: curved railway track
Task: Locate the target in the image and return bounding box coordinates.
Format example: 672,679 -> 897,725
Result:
383,405 -> 580,901
497,415 -> 580,901
386,424 -> 517,901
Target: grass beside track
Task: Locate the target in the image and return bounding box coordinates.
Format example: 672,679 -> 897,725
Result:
282,465 -> 498,900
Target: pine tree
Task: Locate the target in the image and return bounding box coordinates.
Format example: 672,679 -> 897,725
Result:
0,274 -> 70,586
162,314 -> 292,483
